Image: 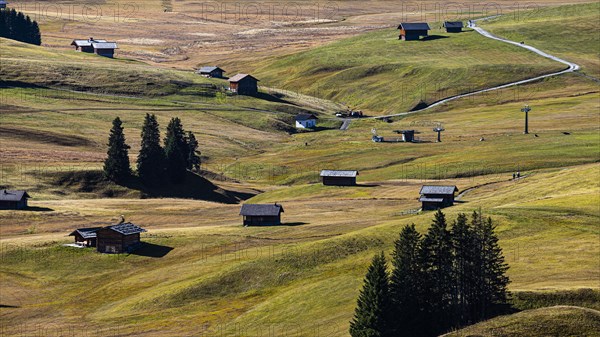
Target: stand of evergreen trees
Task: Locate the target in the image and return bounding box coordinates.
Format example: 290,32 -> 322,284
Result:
350,210 -> 510,337
104,115 -> 201,185
0,9 -> 41,45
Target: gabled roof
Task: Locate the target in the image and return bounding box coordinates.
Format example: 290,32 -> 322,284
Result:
0,190 -> 30,202
419,185 -> 458,195
295,113 -> 318,121
444,21 -> 464,28
398,23 -> 431,31
0,1 -> 8,5
229,74 -> 259,83
320,170 -> 359,178
240,204 -> 284,216
198,66 -> 224,73
92,42 -> 118,49
107,222 -> 146,235
71,39 -> 107,47
69,227 -> 102,239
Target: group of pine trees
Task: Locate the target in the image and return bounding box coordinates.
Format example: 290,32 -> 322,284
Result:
350,210 -> 510,337
103,115 -> 200,185
0,9 -> 41,45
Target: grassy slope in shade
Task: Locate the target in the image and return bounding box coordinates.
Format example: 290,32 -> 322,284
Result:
250,24 -> 564,114
481,2 -> 600,78
445,306 -> 600,337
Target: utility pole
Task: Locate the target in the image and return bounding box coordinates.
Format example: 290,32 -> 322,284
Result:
521,104 -> 531,134
433,127 -> 445,142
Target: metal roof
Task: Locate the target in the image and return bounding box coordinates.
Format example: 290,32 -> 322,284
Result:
444,21 -> 464,28
398,23 -> 431,31
320,170 -> 359,178
229,74 -> 259,83
92,42 -> 118,49
295,113 -> 318,121
69,227 -> 102,239
0,190 -> 30,202
419,197 -> 445,203
419,185 -> 458,195
108,222 -> 146,235
199,66 -> 224,73
71,39 -> 107,47
0,1 -> 8,4
240,204 -> 284,216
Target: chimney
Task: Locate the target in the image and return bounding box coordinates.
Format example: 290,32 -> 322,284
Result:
89,37 -> 94,41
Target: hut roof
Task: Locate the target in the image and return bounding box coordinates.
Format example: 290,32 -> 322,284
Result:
69,227 -> 102,239
419,185 -> 458,195
92,42 -> 118,49
107,222 -> 146,235
229,74 -> 259,83
444,21 -> 464,28
0,190 -> 30,202
240,204 -> 284,216
295,113 -> 318,121
0,1 -> 8,5
199,66 -> 224,73
397,23 -> 431,31
71,39 -> 106,47
320,170 -> 359,178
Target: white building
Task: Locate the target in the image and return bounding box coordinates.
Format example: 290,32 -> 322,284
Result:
295,113 -> 318,129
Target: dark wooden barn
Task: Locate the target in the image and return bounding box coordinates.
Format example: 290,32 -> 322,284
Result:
0,190 -> 30,210
71,38 -> 118,58
320,170 -> 359,186
240,203 -> 284,226
96,222 -> 146,253
397,130 -> 415,142
419,185 -> 458,210
398,23 -> 431,41
229,74 -> 259,95
198,66 -> 225,78
69,227 -> 101,247
444,21 -> 464,33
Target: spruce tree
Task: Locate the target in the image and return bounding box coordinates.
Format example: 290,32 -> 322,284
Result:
137,114 -> 165,185
350,252 -> 391,337
419,210 -> 455,335
389,224 -> 425,336
450,213 -> 478,326
185,131 -> 201,172
164,118 -> 187,183
103,117 -> 131,183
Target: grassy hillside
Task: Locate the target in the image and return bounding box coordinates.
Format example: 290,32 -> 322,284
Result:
250,23 -> 565,114
446,306 -> 600,337
481,2 -> 600,78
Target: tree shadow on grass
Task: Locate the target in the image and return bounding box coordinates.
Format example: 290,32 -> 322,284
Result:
421,35 -> 450,41
356,183 -> 380,188
24,206 -> 55,212
130,242 -> 174,258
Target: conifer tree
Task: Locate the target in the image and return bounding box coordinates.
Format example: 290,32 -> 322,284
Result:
419,210 -> 455,335
185,131 -> 201,172
103,117 -> 130,183
137,114 -> 165,185
164,118 -> 187,183
0,9 -> 41,45
451,213 -> 477,325
350,252 -> 391,337
389,224 -> 425,336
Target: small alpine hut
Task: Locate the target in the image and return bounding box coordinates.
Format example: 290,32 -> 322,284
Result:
0,1 -> 8,9
0,190 -> 30,210
229,74 -> 259,95
398,23 -> 431,41
71,38 -> 118,58
419,185 -> 458,210
398,130 -> 415,142
240,203 -> 284,226
69,227 -> 101,247
320,170 -> 359,186
96,222 -> 146,253
198,66 -> 225,78
444,21 -> 464,33
295,113 -> 318,129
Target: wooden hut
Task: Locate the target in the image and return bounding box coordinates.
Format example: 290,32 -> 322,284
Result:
295,113 -> 318,129
320,170 -> 358,186
240,204 -> 284,226
229,74 -> 259,95
398,23 -> 431,41
198,66 -> 225,78
397,130 -> 415,142
69,227 -> 101,247
96,222 -> 146,253
71,38 -> 118,58
0,190 -> 30,210
419,185 -> 458,210
444,21 -> 464,33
